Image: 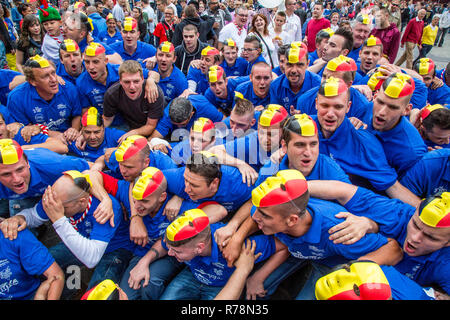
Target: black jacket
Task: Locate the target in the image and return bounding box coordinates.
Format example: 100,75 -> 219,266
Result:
174,39 -> 209,75
171,16 -> 216,47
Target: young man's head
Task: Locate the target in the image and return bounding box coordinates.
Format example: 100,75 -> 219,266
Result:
52,171 -> 92,217
38,3 -> 62,37
315,77 -> 351,138
184,152 -> 222,201
119,60 -> 145,100
241,35 -> 262,64
23,55 -> 59,98
81,107 -> 105,148
404,192 -> 450,257
165,208 -> 211,262
132,167 -> 168,216
413,57 -> 436,88
315,28 -> 334,58
419,104 -> 450,146
375,7 -> 390,29
234,5 -> 248,28
156,41 -> 176,74
359,35 -> 383,73
169,97 -> 195,128
106,13 -> 117,31
322,55 -> 357,87
281,114 -> 319,177
251,169 -> 310,235
208,65 -> 228,99
371,73 -> 414,132
257,104 -> 288,153
311,2 -> 324,19
182,24 -> 200,53
121,17 -> 140,48
322,27 -> 354,62
221,38 -> 239,66
200,46 -> 220,74
352,14 -> 372,49
284,42 -> 309,89
83,42 -> 109,83
63,12 -> 93,42
59,39 -> 84,78
189,117 -> 216,153
115,135 -> 150,182
249,62 -> 272,99
229,97 -> 256,137
0,139 -> 31,195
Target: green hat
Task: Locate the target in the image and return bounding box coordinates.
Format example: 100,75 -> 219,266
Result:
38,0 -> 61,22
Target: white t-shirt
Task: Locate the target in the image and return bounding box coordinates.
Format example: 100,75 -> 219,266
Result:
249,31 -> 278,68
219,22 -> 248,53
285,13 -> 302,42
143,5 -> 156,33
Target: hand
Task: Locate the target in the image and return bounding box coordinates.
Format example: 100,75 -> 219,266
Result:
34,276 -> 60,300
145,78 -> 158,104
189,59 -> 202,69
152,143 -> 171,154
103,148 -> 116,162
214,223 -> 237,251
0,215 -> 27,240
237,162 -> 258,187
21,125 -> 42,143
129,216 -> 149,247
328,212 -> 374,245
349,117 -> 367,130
163,196 -> 183,221
352,85 -> 373,101
431,76 -> 444,90
63,128 -> 81,144
56,75 -> 66,86
290,105 -> 301,115
427,145 -> 443,152
180,88 -> 197,98
269,148 -> 285,164
75,134 -> 87,150
234,239 -> 262,274
245,273 -> 266,300
144,56 -> 157,70
42,186 -> 65,223
128,259 -> 150,290
117,286 -> 129,300
93,197 -> 115,227
254,105 -> 265,112
222,235 -> 244,267
117,130 -> 139,145
434,290 -> 450,300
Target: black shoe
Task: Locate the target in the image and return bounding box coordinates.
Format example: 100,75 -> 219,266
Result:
438,44 -> 442,47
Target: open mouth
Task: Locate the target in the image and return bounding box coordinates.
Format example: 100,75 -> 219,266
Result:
300,159 -> 312,166
404,241 -> 416,255
13,182 -> 26,193
374,116 -> 385,126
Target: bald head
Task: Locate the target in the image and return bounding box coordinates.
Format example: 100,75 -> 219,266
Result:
52,175 -> 89,203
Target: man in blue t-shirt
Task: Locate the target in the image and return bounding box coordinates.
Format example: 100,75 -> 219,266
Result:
204,65 -> 239,116
413,58 -> 450,106
56,39 -> 85,85
234,62 -> 272,109
185,46 -> 221,96
415,105 -> 450,150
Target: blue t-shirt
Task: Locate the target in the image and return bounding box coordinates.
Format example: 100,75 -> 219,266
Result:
427,84 -> 450,105
245,55 -> 266,76
153,64 -> 188,103
400,148 -> 450,198
269,71 -> 322,112
109,40 -> 156,68
204,78 -> 240,113
0,148 -> 90,200
155,95 -> 224,139
97,28 -> 123,45
163,165 -> 253,213
296,86 -> 373,124
187,66 -> 209,95
0,69 -> 21,106
55,61 -> 84,86
0,228 -> 55,300
219,57 -> 248,77
256,153 -> 351,188
347,45 -> 362,63
253,197 -> 389,268
169,137 -> 224,166
367,116 -> 427,178
13,126 -> 49,146
313,115 -> 398,191
7,82 -> 82,132
308,50 -> 319,66
162,223 -> 275,287
381,265 -> 434,300
68,127 -> 125,162
234,80 -> 270,108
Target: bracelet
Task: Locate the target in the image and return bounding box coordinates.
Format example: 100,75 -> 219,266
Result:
130,214 -> 140,221
150,247 -> 160,260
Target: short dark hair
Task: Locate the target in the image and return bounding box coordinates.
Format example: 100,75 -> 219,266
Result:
169,97 -> 194,124
186,152 -> 222,186
422,108 -> 450,131
277,44 -> 290,59
244,34 -> 262,50
333,27 -> 354,52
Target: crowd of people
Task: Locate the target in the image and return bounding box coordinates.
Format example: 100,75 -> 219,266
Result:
0,0 -> 448,301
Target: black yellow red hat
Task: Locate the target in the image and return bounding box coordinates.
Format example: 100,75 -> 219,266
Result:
63,170 -> 92,192
106,13 -> 115,21
364,35 -> 382,47
201,46 -> 220,56
222,38 -> 237,47
415,57 -> 436,76
315,260 -> 391,300
326,55 -> 357,72
191,117 -> 215,133
158,41 -> 175,53
122,17 -> 138,31
165,208 -> 210,242
259,104 -> 288,127
208,65 -> 225,83
81,107 -> 103,127
24,55 -> 51,68
115,135 -> 148,162
234,91 -> 249,102
420,104 -> 445,121
356,14 -> 371,25
382,73 -> 415,98
0,139 -> 23,165
132,167 -> 165,200
283,114 -> 318,137
81,279 -> 119,300
418,192 -> 450,228
287,42 -> 308,64
318,77 -> 348,97
252,169 -> 308,208
84,42 -> 106,57
367,70 -> 385,91
60,39 -> 80,53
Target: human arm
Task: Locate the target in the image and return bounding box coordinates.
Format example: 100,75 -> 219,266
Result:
385,180 -> 421,208
21,137 -> 69,154
358,238 -> 403,266
35,262 -> 65,300
84,170 -> 115,227
117,117 -> 159,144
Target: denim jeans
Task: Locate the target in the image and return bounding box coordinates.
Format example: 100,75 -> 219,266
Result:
294,262 -> 331,300
159,267 -> 223,300
119,255 -> 184,300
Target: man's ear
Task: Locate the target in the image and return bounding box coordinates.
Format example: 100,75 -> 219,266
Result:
286,213 -> 299,227
403,103 -> 413,116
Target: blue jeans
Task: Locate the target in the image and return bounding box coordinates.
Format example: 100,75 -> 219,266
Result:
294,262 -> 331,300
160,267 -> 223,300
119,255 -> 183,300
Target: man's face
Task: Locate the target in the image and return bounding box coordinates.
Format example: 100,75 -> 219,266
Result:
278,54 -> 287,74
284,55 -> 308,87
133,190 -> 164,216
121,28 -> 140,47
156,49 -> 176,73
106,0 -> 114,8
60,49 -> 83,77
352,22 -> 371,48
235,9 -> 248,27
182,30 -> 199,52
120,72 -> 144,100
417,9 -> 426,21
30,66 -> 59,96
229,111 -> 255,137
107,19 -> 117,30
375,10 -> 388,28
209,77 -> 228,99
391,1 -> 400,11
322,34 -> 346,62
0,157 -> 31,194
183,168 -> 218,201
258,123 -> 282,152
285,0 -> 296,13
62,17 -> 82,42
189,130 -> 214,153
242,41 -> 261,63
0,117 -> 7,139
209,0 -> 219,12
316,38 -> 329,58
250,65 -> 272,98
274,14 -> 286,28
403,212 -> 450,257
372,89 -> 411,132
222,46 -> 238,65
42,20 -> 62,37
431,16 -> 439,27
200,55 -> 217,74
282,132 -> 319,177
83,54 -> 108,82
316,92 -> 350,137
118,152 -> 148,182
420,70 -> 434,88
166,241 -> 198,262
422,125 -> 450,146
164,8 -> 174,23
81,125 -> 105,148
359,46 -> 382,72
312,4 -> 323,19
156,0 -> 165,11
252,204 -> 289,235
